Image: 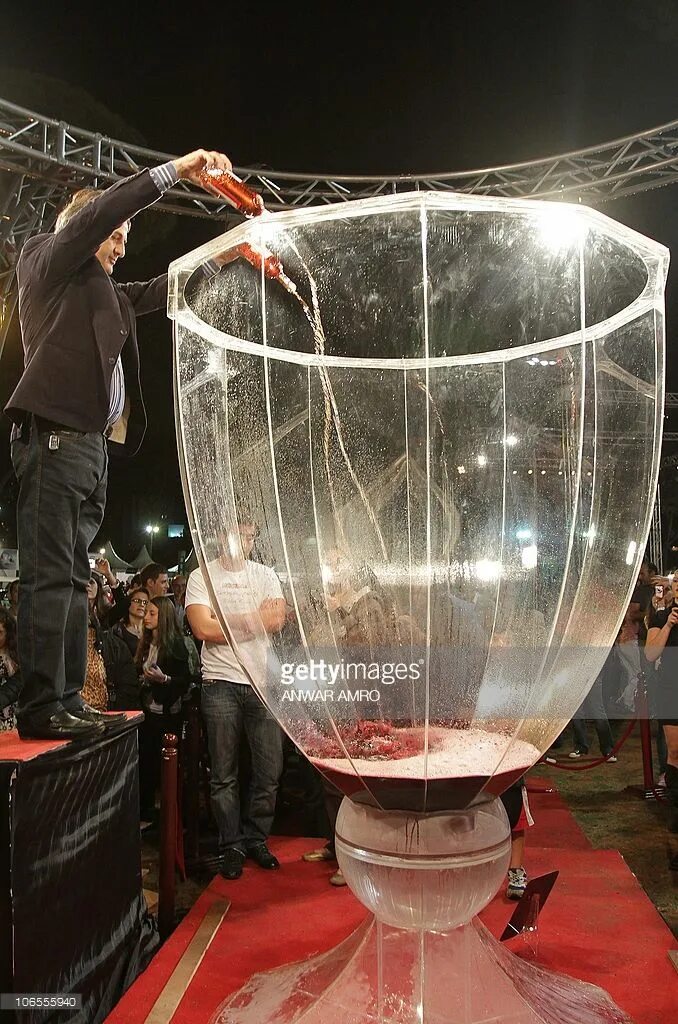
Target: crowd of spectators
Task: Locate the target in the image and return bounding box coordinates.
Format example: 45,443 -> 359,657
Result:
0,561 -> 199,825
541,556 -> 678,872
1,544 -> 677,883
0,543 -> 299,877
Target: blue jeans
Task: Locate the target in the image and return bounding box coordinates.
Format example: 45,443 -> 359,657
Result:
201,680 -> 283,852
11,417 -> 107,723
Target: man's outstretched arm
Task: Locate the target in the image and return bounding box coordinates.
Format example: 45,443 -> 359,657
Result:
34,149 -> 232,282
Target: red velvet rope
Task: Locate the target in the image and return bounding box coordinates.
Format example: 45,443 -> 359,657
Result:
539,715 -> 638,771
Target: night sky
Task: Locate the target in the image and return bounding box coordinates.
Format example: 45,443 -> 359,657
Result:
1,0 -> 678,564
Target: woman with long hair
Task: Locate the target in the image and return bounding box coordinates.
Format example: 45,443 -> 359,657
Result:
135,596 -> 199,711
82,572 -> 140,712
82,574 -> 110,711
112,586 -> 150,659
135,595 -> 200,821
0,608 -> 21,731
645,576 -> 678,846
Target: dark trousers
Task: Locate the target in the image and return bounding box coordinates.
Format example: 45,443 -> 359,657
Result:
201,680 -> 283,853
295,754 -> 343,841
571,672 -> 614,755
11,417 -> 107,723
138,711 -> 182,816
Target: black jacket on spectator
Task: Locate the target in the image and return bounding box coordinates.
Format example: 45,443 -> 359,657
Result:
0,668 -> 22,712
111,619 -> 142,661
98,628 -> 142,711
142,637 -> 199,715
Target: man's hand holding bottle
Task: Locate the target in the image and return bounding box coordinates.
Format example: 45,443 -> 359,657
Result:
667,605 -> 678,630
173,149 -> 233,188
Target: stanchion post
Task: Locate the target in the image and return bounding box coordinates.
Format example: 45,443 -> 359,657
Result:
158,732 -> 179,941
183,695 -> 201,866
636,671 -> 657,797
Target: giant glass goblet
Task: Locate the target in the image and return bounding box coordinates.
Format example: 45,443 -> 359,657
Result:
169,192 -> 667,1023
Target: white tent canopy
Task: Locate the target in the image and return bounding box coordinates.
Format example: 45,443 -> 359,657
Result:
169,549 -> 198,576
130,544 -> 154,570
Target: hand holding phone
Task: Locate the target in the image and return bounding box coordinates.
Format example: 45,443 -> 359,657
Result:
144,663 -> 167,683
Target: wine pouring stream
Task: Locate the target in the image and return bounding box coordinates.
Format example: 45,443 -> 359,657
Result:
200,166 -> 384,561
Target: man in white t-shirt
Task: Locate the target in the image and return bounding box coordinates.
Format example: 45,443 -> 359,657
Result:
185,519 -> 286,880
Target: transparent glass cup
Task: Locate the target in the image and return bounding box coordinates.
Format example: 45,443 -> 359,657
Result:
169,193 -> 666,1023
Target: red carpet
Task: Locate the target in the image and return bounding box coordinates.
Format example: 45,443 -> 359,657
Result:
0,730 -> 68,761
0,712 -> 141,762
524,780 -> 592,850
107,789 -> 677,1024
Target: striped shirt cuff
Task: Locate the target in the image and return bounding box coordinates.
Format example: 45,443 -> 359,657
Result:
149,161 -> 179,193
202,259 -> 221,278
106,355 -> 125,433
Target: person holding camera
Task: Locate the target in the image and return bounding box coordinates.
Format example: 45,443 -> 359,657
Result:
645,576 -> 678,836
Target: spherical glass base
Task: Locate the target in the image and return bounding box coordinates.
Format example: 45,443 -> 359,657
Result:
335,794 -> 511,931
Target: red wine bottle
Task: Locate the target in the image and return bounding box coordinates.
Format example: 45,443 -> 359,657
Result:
235,242 -> 283,279
235,243 -> 298,295
199,169 -> 264,217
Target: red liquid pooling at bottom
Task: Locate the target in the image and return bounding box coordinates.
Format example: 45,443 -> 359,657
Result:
305,723 -> 539,812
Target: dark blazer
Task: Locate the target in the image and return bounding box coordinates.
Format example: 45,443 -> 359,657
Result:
99,628 -> 143,711
5,169 -> 168,456
142,637 -> 200,714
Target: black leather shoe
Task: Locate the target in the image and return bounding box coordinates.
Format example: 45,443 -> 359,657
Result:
17,709 -> 105,741
248,843 -> 280,870
220,848 -> 246,880
70,705 -> 128,728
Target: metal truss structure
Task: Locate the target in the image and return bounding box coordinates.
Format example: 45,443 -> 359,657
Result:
2,96 -> 678,557
660,396 -> 678,465
3,95 -> 678,345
